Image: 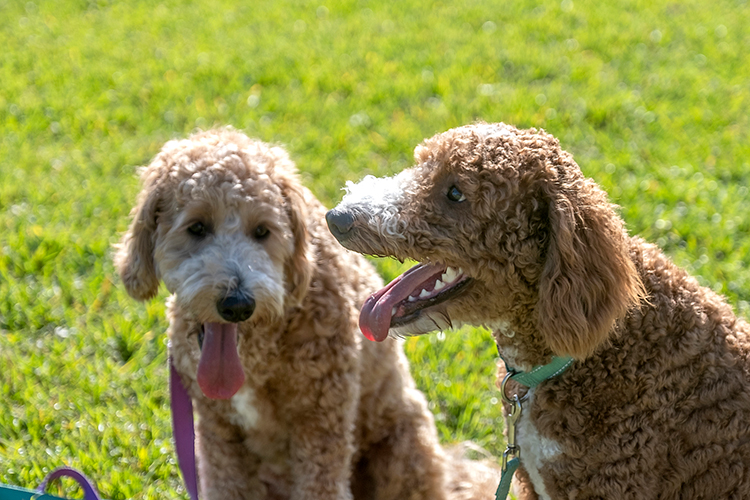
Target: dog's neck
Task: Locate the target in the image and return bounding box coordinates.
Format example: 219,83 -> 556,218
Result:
490,319 -> 556,372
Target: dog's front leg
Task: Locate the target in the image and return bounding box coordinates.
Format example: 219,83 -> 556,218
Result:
195,415 -> 267,499
285,366 -> 359,500
512,465 -> 540,500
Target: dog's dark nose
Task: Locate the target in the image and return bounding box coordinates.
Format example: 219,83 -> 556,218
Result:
216,293 -> 256,323
326,208 -> 355,240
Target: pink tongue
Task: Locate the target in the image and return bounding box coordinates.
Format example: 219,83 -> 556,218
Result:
359,263 -> 444,342
197,323 -> 246,399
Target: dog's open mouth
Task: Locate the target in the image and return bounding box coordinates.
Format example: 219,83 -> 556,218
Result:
197,323 -> 246,400
359,263 -> 472,342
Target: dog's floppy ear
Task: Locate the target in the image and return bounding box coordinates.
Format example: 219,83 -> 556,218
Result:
537,169 -> 643,359
277,172 -> 313,306
115,163 -> 166,301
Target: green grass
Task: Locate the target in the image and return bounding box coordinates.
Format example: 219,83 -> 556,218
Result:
1,0 -> 749,497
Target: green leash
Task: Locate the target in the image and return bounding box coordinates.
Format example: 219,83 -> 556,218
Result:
494,356 -> 573,500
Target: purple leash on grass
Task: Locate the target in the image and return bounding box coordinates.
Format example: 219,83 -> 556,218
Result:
27,360 -> 196,500
170,358 -> 200,500
37,467 -> 102,500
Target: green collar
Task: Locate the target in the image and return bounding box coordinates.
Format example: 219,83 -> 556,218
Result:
504,355 -> 574,388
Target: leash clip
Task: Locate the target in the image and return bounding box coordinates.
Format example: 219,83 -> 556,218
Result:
501,393 -> 523,472
500,369 -> 527,474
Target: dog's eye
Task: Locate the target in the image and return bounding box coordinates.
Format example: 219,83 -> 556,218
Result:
447,185 -> 466,202
187,221 -> 207,238
254,225 -> 269,240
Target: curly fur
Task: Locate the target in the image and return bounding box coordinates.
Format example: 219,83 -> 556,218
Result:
329,122 -> 750,499
115,128 -> 498,500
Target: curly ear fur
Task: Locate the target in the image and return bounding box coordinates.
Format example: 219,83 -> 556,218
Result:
278,173 -> 313,307
537,172 -> 644,359
114,165 -> 164,301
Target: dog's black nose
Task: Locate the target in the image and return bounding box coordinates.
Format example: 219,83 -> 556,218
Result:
217,293 -> 256,323
326,208 -> 355,240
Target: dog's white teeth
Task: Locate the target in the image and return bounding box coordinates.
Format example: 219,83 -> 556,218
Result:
419,289 -> 431,298
408,295 -> 418,302
392,307 -> 397,316
457,268 -> 464,276
442,267 -> 457,283
434,279 -> 446,291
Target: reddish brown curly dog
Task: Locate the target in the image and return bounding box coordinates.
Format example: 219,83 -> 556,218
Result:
326,122 -> 750,500
115,128 -> 498,500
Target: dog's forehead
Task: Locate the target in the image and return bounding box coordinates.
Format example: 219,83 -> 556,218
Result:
156,135 -> 290,202
414,123 -> 519,172
172,163 -> 283,206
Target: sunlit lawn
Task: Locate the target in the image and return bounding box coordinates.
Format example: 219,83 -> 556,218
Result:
1,0 -> 749,497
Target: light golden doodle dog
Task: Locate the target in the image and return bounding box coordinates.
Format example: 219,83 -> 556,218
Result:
115,129 -> 497,500
326,122 -> 750,500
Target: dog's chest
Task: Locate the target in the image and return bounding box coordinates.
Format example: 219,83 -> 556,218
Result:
230,386 -> 264,430
228,386 -> 289,457
515,389 -> 562,500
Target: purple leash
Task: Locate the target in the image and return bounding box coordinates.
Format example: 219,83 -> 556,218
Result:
170,358 -> 200,500
28,360 -> 197,500
37,467 -> 102,500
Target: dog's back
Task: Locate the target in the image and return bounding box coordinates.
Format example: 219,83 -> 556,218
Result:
528,237 -> 750,500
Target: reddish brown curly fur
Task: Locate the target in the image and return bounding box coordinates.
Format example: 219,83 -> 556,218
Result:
329,122 -> 750,499
115,129 -> 498,500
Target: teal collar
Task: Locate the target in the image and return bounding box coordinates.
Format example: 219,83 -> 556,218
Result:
503,355 -> 574,388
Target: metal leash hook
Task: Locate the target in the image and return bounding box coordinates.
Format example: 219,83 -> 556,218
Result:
501,393 -> 522,473
495,370 -> 529,499
499,369 -> 528,474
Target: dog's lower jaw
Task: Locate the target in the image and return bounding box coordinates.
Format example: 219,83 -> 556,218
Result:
388,309 -> 456,339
